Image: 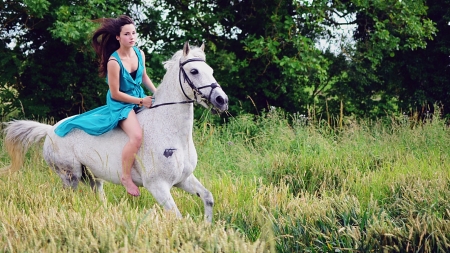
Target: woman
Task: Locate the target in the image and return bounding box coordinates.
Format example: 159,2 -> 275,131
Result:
55,15 -> 157,196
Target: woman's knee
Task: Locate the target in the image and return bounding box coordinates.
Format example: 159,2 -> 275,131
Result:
119,115 -> 143,148
129,131 -> 143,147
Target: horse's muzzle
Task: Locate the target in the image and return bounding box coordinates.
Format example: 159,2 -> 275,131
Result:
210,89 -> 228,113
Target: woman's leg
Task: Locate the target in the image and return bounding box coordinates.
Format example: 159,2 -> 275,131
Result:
118,110 -> 142,196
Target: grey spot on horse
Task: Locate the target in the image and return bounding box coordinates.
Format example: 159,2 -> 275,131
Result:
206,200 -> 214,207
163,148 -> 177,158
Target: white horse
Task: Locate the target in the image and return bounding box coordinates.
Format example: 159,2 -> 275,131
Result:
1,42 -> 228,222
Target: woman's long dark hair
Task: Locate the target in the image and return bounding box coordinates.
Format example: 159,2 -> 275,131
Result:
92,15 -> 134,77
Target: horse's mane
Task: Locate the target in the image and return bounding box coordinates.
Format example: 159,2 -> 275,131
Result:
163,46 -> 206,70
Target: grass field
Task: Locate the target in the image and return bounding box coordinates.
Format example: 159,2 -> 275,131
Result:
1,109 -> 449,252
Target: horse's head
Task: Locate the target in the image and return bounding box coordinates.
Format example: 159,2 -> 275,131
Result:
178,42 -> 228,113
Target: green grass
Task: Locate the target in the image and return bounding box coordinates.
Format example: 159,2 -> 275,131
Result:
1,109 -> 450,252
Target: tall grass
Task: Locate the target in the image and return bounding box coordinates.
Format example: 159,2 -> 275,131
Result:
1,109 -> 449,252
196,109 -> 450,252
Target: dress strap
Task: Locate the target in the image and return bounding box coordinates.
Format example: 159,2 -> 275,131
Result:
134,47 -> 142,65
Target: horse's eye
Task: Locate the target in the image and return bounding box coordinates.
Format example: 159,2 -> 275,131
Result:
190,69 -> 199,75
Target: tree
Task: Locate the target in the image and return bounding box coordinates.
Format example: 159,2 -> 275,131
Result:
143,0 -> 439,120
377,0 -> 450,119
1,0 -> 445,122
143,0 -> 330,117
299,0 -> 439,120
0,0 -> 153,119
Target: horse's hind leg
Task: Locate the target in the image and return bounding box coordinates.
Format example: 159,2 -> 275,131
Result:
81,165 -> 106,201
175,174 -> 214,222
44,146 -> 82,190
50,163 -> 82,190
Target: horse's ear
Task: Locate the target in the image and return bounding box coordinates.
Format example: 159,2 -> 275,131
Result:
183,41 -> 190,56
200,43 -> 205,52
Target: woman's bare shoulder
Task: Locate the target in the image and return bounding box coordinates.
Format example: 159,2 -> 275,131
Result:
107,57 -> 120,72
139,49 -> 146,60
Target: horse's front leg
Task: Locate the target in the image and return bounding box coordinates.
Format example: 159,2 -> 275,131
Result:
145,182 -> 182,218
175,174 -> 214,222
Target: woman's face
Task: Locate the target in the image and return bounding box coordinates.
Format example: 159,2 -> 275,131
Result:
116,24 -> 136,48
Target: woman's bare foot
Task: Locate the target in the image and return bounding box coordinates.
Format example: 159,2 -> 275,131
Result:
121,177 -> 140,196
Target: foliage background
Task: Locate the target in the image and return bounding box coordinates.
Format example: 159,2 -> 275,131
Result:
1,0 -> 449,122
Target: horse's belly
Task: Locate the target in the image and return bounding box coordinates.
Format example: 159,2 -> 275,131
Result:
73,141 -> 143,186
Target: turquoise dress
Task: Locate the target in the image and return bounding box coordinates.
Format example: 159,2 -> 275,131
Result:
54,46 -> 146,137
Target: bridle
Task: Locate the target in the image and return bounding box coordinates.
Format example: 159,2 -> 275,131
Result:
149,57 -> 220,109
178,58 -> 220,102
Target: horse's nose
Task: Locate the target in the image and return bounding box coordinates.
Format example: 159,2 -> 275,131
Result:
215,95 -> 228,107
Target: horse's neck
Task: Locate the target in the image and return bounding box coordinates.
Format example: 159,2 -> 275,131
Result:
141,66 -> 195,125
155,67 -> 191,103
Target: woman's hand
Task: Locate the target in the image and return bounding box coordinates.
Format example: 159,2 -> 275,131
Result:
142,96 -> 153,108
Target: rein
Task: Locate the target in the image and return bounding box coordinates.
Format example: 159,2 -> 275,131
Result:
148,57 -> 219,110
148,100 -> 193,109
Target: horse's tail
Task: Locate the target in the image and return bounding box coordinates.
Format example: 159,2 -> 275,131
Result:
1,120 -> 52,175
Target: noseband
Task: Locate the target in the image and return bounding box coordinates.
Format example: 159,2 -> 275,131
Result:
149,58 -> 220,110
